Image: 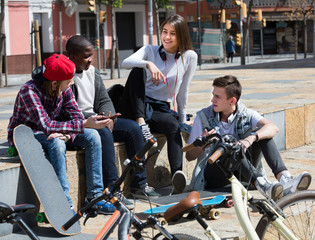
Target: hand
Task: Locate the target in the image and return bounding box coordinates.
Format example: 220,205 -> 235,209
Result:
185,120 -> 194,126
107,119 -> 114,132
146,61 -> 165,86
47,133 -> 71,142
84,115 -> 111,129
202,128 -> 216,137
239,138 -> 254,153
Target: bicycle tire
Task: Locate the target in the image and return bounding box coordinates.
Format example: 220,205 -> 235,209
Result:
152,233 -> 202,240
255,190 -> 315,239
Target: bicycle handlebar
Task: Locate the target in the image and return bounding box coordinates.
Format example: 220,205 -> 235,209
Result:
181,142 -> 195,152
62,212 -> 82,231
208,147 -> 224,164
135,137 -> 157,160
182,133 -> 221,152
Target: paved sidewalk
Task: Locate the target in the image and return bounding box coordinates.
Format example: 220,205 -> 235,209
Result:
0,54 -> 314,239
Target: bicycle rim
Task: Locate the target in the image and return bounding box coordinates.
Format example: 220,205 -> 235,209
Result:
153,233 -> 202,240
256,190 -> 315,239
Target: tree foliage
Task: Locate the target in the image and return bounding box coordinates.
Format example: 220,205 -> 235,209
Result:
285,0 -> 314,20
285,0 -> 314,58
155,0 -> 174,10
98,0 -> 122,8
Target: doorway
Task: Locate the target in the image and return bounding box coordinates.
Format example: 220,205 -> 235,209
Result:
115,12 -> 136,65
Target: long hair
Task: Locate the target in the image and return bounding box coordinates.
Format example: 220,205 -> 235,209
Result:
42,81 -> 62,97
160,14 -> 193,55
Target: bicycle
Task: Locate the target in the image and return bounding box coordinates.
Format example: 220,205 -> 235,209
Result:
62,137 -> 199,240
0,202 -> 39,240
170,133 -> 315,240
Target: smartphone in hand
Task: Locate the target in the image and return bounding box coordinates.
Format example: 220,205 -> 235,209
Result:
97,113 -> 121,121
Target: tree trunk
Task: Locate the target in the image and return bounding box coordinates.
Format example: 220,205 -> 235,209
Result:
241,0 -> 253,65
221,22 -> 226,63
294,21 -> 298,60
154,1 -> 160,45
304,17 -> 307,59
0,0 -> 5,88
110,3 -> 116,79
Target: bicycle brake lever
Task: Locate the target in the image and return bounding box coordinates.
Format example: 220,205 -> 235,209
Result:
83,208 -> 99,226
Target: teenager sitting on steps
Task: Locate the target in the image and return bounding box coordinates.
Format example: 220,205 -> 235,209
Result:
7,54 -> 111,213
180,75 -> 311,201
66,35 -> 160,204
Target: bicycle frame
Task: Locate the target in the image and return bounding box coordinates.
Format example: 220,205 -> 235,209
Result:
201,174 -> 299,240
184,134 -> 300,240
94,193 -> 175,240
63,138 -> 179,240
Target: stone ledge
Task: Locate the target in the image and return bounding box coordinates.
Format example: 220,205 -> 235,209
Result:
1,102 -> 315,210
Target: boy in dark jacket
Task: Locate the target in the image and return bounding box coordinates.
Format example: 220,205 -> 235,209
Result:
66,36 -> 160,211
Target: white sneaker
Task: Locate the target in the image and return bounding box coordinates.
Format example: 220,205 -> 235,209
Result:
280,171 -> 312,196
256,177 -> 283,201
171,170 -> 187,195
140,123 -> 158,147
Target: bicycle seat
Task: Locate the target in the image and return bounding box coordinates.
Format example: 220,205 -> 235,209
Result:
164,191 -> 202,222
0,203 -> 36,221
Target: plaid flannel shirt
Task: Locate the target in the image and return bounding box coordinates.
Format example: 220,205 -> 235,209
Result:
7,80 -> 84,146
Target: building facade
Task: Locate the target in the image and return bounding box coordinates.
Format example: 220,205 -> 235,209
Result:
2,0 -> 314,74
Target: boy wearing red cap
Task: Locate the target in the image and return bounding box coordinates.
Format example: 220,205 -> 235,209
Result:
7,54 -> 112,213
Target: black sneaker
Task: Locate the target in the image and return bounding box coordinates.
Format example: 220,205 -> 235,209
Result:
131,183 -> 161,200
171,170 -> 187,195
140,124 -> 158,147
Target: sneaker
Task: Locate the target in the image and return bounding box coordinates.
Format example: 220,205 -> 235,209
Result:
70,206 -> 75,215
280,171 -> 312,196
256,177 -> 283,201
115,191 -> 134,210
171,170 -> 187,195
131,183 -> 161,200
140,124 -> 158,147
85,199 -> 116,215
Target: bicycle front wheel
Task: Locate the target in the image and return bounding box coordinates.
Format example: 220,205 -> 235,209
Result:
256,190 -> 315,239
153,233 -> 202,240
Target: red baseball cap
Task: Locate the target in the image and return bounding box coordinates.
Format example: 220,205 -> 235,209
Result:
42,54 -> 75,81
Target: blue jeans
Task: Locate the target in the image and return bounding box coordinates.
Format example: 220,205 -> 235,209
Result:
97,118 -> 147,189
35,128 -> 104,206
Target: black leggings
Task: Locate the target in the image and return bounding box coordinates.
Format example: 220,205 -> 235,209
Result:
118,68 -> 183,176
204,138 -> 287,189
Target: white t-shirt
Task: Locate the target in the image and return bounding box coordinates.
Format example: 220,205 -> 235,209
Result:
188,107 -> 263,144
73,66 -> 95,114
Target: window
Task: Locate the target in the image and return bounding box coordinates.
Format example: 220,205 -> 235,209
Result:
79,13 -> 96,47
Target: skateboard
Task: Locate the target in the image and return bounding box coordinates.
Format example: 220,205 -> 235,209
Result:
143,195 -> 233,220
13,125 -> 81,235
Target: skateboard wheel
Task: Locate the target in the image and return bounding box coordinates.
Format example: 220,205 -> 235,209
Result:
209,209 -> 221,220
158,217 -> 167,226
225,199 -> 234,208
36,212 -> 48,223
